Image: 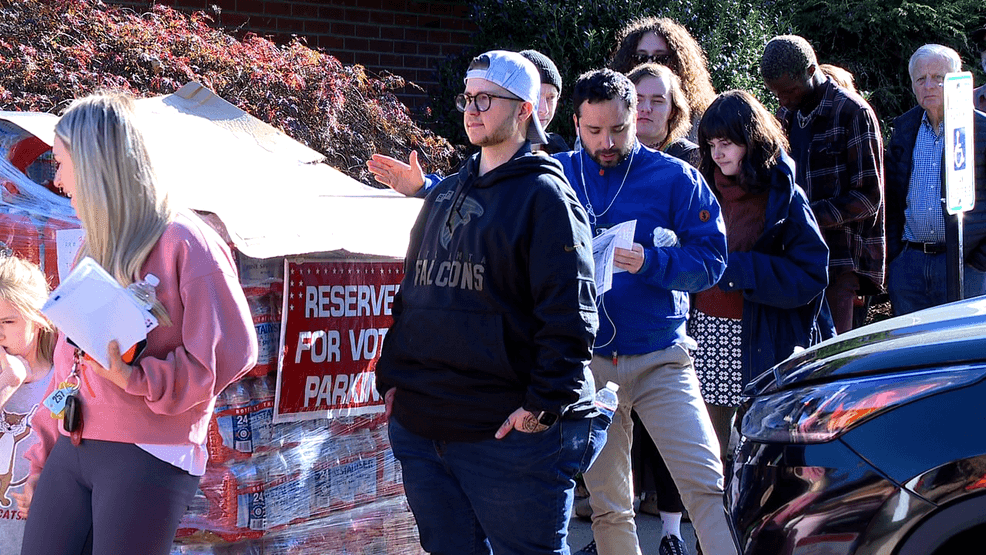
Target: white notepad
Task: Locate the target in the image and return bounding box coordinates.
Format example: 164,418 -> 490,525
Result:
41,257 -> 158,369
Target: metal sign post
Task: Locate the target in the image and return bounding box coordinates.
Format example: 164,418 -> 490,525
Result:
943,71 -> 975,300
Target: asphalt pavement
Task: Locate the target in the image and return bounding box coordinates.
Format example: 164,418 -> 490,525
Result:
567,501 -> 700,555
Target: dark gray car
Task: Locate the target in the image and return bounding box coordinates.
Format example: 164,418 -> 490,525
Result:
727,296 -> 986,555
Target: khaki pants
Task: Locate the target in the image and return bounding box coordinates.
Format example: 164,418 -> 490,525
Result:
583,344 -> 738,555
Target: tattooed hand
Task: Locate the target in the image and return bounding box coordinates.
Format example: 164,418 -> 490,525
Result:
495,407 -> 548,439
521,412 -> 544,433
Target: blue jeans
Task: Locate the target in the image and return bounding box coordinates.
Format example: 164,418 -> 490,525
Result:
389,414 -> 608,555
889,245 -> 986,316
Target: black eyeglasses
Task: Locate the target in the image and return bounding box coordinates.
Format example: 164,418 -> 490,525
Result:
455,92 -> 522,113
633,53 -> 674,66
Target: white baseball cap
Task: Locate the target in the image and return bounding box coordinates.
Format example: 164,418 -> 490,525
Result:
464,50 -> 548,144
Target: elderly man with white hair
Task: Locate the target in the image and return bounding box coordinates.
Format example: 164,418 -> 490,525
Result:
885,44 -> 986,315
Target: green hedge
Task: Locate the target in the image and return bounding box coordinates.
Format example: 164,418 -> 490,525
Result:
426,0 -> 986,146
775,0 -> 985,133
426,0 -> 786,146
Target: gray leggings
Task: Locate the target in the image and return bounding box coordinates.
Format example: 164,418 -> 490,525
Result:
21,436 -> 200,555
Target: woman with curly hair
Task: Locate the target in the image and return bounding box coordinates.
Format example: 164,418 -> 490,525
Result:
610,16 -> 716,135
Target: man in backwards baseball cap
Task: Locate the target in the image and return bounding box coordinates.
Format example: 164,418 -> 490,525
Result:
462,49 -> 549,145
366,50 -> 560,191
373,48 -> 605,555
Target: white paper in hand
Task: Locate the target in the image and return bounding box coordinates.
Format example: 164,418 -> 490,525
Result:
41,257 -> 157,369
591,220 -> 636,295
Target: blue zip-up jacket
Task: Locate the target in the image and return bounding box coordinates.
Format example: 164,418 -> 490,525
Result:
713,153 -> 833,382
376,144 -> 599,442
555,142 -> 727,356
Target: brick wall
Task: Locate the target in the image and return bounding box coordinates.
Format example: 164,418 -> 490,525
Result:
107,0 -> 477,116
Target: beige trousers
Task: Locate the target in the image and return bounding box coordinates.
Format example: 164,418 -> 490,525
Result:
583,345 -> 738,555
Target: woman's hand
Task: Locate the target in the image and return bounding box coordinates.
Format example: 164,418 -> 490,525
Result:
11,473 -> 38,519
86,340 -> 133,390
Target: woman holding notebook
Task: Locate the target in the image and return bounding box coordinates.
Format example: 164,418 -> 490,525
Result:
18,93 -> 257,555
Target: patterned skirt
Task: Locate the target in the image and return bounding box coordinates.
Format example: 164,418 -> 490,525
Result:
688,310 -> 745,407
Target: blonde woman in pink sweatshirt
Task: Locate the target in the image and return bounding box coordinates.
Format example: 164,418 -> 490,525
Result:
18,93 -> 258,555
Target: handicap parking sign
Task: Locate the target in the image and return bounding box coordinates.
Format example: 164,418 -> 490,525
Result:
944,72 -> 974,214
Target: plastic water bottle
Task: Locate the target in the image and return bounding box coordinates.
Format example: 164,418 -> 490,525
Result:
227,379 -> 256,453
127,273 -> 160,310
594,381 -> 619,417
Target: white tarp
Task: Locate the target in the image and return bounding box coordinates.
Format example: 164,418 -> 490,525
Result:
0,111 -> 58,147
1,82 -> 422,260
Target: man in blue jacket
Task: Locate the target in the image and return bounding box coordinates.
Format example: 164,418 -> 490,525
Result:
886,44 -> 986,314
373,50 -> 606,555
557,69 -> 734,555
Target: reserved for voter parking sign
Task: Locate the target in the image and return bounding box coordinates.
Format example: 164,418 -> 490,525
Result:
944,71 -> 975,215
274,258 -> 403,422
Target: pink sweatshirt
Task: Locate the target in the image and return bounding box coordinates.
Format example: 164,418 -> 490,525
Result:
26,211 -> 258,477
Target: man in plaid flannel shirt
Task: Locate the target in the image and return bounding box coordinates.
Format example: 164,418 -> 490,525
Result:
761,35 -> 885,333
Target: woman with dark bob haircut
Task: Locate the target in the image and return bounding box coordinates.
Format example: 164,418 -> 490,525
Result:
691,90 -> 833,459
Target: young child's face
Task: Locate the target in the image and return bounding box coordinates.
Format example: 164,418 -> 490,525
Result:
0,298 -> 38,359
709,137 -> 748,177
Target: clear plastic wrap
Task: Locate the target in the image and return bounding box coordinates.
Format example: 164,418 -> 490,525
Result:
172,497 -> 423,554
241,285 -> 282,378
0,124 -> 81,287
179,258 -> 420,552
179,407 -> 421,552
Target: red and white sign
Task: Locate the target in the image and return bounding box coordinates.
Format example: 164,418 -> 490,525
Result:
274,258 -> 403,422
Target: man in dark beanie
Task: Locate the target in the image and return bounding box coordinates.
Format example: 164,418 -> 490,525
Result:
521,49 -> 571,154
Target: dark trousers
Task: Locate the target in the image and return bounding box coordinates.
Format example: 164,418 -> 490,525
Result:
826,271 -> 860,334
889,246 -> 986,316
389,415 -> 605,555
21,436 -> 200,555
631,410 -> 684,513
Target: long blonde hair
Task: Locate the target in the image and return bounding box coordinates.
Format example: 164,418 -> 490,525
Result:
55,93 -> 174,325
0,256 -> 55,368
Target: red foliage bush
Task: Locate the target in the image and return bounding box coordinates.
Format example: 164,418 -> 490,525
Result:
0,0 -> 455,185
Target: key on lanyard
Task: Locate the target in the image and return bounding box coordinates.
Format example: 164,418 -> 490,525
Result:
43,349 -> 84,444
43,349 -> 81,418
